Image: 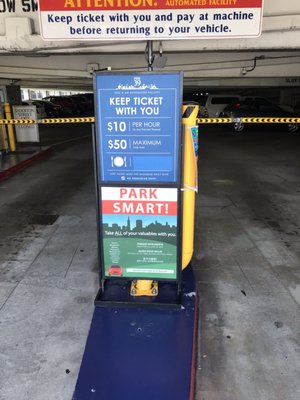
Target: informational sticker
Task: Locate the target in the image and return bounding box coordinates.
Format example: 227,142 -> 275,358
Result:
96,72 -> 182,183
190,126 -> 199,158
38,0 -> 264,41
101,187 -> 178,279
12,106 -> 40,143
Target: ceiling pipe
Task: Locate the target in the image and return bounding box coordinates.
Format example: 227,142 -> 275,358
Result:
241,55 -> 266,76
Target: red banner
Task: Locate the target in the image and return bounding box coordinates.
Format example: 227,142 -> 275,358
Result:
39,0 -> 263,12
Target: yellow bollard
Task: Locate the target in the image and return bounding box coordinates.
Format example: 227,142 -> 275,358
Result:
4,102 -> 16,152
181,103 -> 199,269
131,279 -> 158,296
136,280 -> 153,292
130,103 -> 199,296
0,111 -> 8,152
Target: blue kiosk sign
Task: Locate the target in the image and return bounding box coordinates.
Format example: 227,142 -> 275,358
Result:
74,73 -> 197,400
95,72 -> 183,281
95,72 -> 182,183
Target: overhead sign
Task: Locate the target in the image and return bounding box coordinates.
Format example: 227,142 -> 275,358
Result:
38,0 -> 264,40
101,186 -> 178,279
96,72 -> 182,183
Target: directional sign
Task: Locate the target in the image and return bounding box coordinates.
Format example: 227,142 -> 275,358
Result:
12,106 -> 40,143
95,72 -> 182,183
38,0 -> 264,40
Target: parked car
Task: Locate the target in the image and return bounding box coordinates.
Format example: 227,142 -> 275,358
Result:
222,98 -> 299,133
22,100 -> 62,118
293,101 -> 300,114
81,93 -> 94,114
69,94 -> 92,115
241,96 -> 294,112
197,98 -> 209,118
202,94 -> 242,117
42,96 -> 78,117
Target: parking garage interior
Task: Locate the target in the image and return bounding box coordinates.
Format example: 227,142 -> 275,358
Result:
1,1 -> 300,400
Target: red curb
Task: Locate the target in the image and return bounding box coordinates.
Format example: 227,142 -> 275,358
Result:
0,147 -> 52,182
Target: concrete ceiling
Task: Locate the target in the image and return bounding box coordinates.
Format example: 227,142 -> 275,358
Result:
1,1 -> 300,90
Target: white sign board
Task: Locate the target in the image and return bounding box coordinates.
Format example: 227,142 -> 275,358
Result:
0,86 -> 6,103
39,0 -> 264,41
13,106 -> 40,143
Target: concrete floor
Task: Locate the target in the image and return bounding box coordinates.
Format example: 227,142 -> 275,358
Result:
195,126 -> 300,400
0,124 -> 299,400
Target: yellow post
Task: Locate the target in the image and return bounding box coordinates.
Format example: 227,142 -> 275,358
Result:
130,103 -> 199,295
181,103 -> 199,269
136,280 -> 153,292
4,102 -> 16,152
131,279 -> 158,296
0,111 -> 8,152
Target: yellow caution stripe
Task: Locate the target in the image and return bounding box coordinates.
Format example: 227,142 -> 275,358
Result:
239,117 -> 300,124
0,119 -> 37,125
0,117 -> 96,125
41,117 -> 95,124
1,116 -> 300,125
197,117 -> 300,124
197,118 -> 232,124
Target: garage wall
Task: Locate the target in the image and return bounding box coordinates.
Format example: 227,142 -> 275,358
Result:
1,1 -> 300,94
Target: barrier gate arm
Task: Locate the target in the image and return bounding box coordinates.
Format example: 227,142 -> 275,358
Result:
0,117 -> 96,125
197,117 -> 300,124
2,117 -> 300,125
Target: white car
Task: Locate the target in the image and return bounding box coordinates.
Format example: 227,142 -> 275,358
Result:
203,94 -> 242,117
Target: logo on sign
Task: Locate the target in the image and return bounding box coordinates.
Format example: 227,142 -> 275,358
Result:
117,77 -> 158,91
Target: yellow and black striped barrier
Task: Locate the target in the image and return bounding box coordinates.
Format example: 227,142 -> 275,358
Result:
197,118 -> 232,124
41,117 -> 95,124
0,119 -> 37,125
196,117 -> 300,124
235,117 -> 300,124
0,117 -> 95,125
1,116 -> 300,125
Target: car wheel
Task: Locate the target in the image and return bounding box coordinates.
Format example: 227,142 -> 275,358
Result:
287,123 -> 298,133
233,122 -> 245,133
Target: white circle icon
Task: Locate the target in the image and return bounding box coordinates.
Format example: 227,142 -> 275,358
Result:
113,157 -> 124,167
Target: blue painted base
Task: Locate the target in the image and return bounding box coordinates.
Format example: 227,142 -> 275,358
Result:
73,265 -> 197,400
